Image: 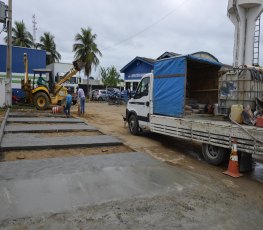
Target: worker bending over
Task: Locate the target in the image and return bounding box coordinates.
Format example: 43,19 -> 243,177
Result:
64,89 -> 72,118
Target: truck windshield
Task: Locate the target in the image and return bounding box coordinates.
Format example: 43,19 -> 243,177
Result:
135,77 -> 150,98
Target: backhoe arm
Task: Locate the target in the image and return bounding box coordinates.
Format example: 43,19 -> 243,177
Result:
55,60 -> 84,86
54,60 -> 85,95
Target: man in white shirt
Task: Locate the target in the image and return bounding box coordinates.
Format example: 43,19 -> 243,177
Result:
77,87 -> 86,115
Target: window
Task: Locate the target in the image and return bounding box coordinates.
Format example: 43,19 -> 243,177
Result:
135,77 -> 150,99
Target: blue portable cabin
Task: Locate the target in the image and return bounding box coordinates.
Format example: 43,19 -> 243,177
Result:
0,45 -> 46,100
153,54 -> 223,117
0,45 -> 46,74
0,45 -> 46,85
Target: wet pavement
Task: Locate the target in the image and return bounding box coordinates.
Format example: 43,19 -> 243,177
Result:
1,109 -> 263,229
7,117 -> 84,123
1,134 -> 122,150
1,112 -> 123,151
0,152 -> 199,221
4,124 -> 97,133
9,112 -> 68,118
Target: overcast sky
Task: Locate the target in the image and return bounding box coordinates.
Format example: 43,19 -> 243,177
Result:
1,0 -> 261,78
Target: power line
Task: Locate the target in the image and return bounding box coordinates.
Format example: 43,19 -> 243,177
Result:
101,0 -> 190,51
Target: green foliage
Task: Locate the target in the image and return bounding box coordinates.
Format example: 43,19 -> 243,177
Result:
37,32 -> 61,65
73,27 -> 102,77
5,21 -> 33,48
100,66 -> 121,87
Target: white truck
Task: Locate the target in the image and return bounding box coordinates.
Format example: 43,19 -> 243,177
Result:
125,54 -> 263,168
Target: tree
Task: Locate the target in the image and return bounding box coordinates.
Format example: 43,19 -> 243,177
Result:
73,27 -> 102,97
37,32 -> 61,65
5,21 -> 33,47
100,66 -> 121,87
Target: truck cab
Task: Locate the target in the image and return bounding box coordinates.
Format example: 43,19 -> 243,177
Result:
126,73 -> 152,134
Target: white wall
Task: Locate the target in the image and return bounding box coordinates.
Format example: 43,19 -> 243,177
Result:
47,63 -> 73,76
0,78 -> 6,107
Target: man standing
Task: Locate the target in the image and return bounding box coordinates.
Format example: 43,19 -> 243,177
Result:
64,89 -> 72,118
77,86 -> 86,115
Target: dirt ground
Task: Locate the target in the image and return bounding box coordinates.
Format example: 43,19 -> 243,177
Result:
4,145 -> 133,161
0,110 -> 5,122
1,102 -> 263,229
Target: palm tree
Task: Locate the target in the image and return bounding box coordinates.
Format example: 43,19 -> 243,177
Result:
73,27 -> 102,97
37,32 -> 61,65
5,21 -> 33,47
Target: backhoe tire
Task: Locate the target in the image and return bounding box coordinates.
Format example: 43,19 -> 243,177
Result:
34,92 -> 50,110
202,144 -> 229,166
128,114 -> 139,135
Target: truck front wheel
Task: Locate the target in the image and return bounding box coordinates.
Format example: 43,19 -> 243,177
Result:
129,114 -> 139,135
202,144 -> 229,165
34,92 -> 50,110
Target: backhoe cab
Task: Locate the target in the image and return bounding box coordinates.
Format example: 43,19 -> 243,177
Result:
32,69 -> 61,110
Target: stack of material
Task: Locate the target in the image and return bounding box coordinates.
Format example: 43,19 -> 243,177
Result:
185,103 -> 207,115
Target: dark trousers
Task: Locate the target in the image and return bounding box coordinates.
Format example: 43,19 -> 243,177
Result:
80,97 -> 85,114
64,104 -> 71,116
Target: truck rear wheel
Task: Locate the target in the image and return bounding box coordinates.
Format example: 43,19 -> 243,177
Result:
202,144 -> 229,165
34,92 -> 50,110
129,114 -> 139,135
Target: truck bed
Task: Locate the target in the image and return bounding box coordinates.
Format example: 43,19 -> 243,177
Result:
150,115 -> 263,156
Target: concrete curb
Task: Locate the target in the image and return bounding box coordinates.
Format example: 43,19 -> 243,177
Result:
0,108 -> 10,155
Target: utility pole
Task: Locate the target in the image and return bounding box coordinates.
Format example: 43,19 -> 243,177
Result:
6,0 -> 12,106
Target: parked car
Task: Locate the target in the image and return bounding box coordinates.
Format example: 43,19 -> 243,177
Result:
107,88 -> 120,94
95,90 -> 110,101
91,89 -> 98,101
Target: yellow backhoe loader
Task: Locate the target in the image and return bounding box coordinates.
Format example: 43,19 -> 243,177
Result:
21,53 -> 84,110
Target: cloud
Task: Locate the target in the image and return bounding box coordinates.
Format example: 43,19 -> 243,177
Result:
1,0 -> 261,75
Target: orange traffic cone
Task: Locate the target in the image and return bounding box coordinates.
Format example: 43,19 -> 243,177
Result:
223,139 -> 243,178
52,106 -> 63,114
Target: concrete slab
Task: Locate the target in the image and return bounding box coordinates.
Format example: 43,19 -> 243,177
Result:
9,112 -> 69,118
0,152 -> 199,221
4,124 -> 97,133
1,134 -> 122,150
7,117 -> 84,124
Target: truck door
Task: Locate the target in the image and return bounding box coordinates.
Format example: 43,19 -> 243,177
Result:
128,76 -> 150,129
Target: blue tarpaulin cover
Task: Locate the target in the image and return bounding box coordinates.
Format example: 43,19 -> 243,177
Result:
153,57 -> 186,117
153,55 -> 222,117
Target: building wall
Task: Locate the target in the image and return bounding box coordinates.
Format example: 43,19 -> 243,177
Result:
47,62 -> 73,76
0,45 -> 46,88
124,60 -> 153,81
